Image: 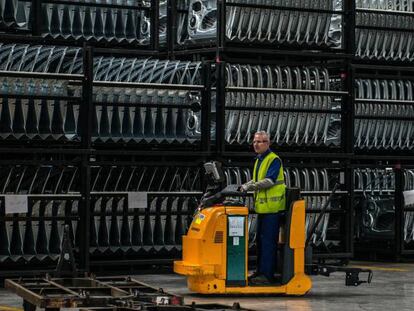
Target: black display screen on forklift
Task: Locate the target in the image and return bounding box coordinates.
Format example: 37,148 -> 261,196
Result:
204,161 -> 225,183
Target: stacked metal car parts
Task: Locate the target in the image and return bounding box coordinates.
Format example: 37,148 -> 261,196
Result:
88,165 -> 201,256
225,64 -> 343,146
0,164 -> 79,262
0,77 -> 80,140
0,44 -> 82,141
224,166 -> 339,247
354,168 -> 395,239
355,0 -> 414,61
0,163 -> 202,261
403,169 -> 414,243
91,58 -> 203,143
285,167 -> 336,246
41,1 -> 151,44
0,0 -> 29,29
354,78 -> 414,150
178,0 -> 343,48
0,0 -> 154,45
0,44 -> 204,143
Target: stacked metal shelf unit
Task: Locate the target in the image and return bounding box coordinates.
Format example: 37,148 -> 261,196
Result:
0,47 -> 92,276
164,0 -> 356,262
0,0 -> 208,276
221,157 -> 354,261
0,0 -> 161,51
351,64 -> 414,260
2,0 -> 413,277
0,151 -> 87,277
84,47 -> 213,269
351,0 -> 414,259
351,158 -> 414,260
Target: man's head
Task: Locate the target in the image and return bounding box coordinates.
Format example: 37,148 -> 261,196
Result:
253,131 -> 270,155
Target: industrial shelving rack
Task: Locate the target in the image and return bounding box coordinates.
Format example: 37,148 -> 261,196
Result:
1,0 -> 414,278
0,0 -> 212,276
0,0 -> 161,52
350,1 -> 414,259
164,0 -> 414,262
163,0 -> 358,262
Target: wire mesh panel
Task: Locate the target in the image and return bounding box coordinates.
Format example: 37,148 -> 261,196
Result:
355,0 -> 414,61
224,63 -> 345,148
173,0 -> 344,50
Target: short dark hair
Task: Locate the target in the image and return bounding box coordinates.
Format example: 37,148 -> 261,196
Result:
254,131 -> 270,141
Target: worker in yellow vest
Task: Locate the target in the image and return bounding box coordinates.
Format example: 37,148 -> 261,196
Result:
240,131 -> 286,284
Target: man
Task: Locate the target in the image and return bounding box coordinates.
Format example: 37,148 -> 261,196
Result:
240,131 -> 286,284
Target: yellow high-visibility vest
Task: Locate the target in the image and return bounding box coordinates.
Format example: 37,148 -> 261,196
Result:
253,152 -> 286,214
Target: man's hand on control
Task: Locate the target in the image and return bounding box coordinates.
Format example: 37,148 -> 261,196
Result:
240,180 -> 255,192
240,179 -> 275,192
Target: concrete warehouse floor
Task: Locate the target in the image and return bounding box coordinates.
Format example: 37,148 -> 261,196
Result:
1,262 -> 413,311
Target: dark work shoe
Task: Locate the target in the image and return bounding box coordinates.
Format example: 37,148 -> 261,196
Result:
248,274 -> 275,285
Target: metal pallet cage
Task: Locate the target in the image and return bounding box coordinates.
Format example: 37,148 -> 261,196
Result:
0,0 -> 161,49
1,0 -> 414,275
224,164 -> 351,258
0,44 -> 211,148
0,156 -> 205,273
222,62 -> 346,149
353,164 -> 414,259
168,0 -> 346,53
355,0 -> 414,62
352,64 -> 414,152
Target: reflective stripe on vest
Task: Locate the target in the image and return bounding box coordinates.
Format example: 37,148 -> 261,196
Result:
253,152 -> 286,214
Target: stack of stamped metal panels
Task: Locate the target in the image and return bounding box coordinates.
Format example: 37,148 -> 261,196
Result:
174,0 -> 343,49
354,167 -> 414,245
224,166 -> 345,253
0,0 -> 157,45
355,0 -> 414,62
1,0 -> 414,273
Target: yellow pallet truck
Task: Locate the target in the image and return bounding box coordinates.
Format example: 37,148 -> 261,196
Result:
175,162 -> 372,295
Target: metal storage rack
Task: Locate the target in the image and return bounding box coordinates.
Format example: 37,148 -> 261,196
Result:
351,63 -> 414,259
221,158 -> 354,261
352,161 -> 414,260
1,0 -> 414,278
0,0 -> 161,51
163,0 -> 355,262
166,0 -> 351,58
354,1 -> 414,64
164,0 -> 414,261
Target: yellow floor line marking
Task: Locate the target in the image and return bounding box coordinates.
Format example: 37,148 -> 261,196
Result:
351,265 -> 408,272
0,306 -> 23,311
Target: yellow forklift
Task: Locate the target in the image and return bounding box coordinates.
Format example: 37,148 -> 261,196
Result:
175,162 -> 372,295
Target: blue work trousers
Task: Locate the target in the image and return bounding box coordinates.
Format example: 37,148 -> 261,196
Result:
256,213 -> 281,280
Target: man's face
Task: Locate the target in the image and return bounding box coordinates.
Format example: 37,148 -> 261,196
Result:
253,134 -> 270,154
